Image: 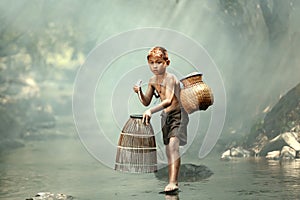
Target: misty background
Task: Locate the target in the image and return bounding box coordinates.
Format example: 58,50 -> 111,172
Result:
1,0 -> 300,154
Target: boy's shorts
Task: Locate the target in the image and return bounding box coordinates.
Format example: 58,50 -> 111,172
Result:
161,106 -> 189,146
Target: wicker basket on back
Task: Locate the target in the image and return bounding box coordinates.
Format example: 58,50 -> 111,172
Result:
115,114 -> 157,173
180,72 -> 214,114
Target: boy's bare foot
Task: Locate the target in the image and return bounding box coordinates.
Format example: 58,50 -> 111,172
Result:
164,183 -> 179,192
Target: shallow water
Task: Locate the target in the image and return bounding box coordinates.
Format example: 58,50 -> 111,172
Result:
1,138 -> 300,200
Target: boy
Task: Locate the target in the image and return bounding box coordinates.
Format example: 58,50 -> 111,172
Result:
133,46 -> 189,192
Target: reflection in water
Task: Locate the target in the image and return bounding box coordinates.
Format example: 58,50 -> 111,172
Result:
165,194 -> 179,200
0,166 -> 47,199
155,163 -> 213,182
266,159 -> 300,192
1,141 -> 300,200
232,158 -> 300,199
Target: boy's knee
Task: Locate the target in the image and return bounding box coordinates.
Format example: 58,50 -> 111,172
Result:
169,136 -> 179,143
168,137 -> 180,150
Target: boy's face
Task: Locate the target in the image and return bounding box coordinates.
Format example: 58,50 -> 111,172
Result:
147,56 -> 169,75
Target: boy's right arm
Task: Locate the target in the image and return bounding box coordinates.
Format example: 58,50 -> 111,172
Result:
133,83 -> 154,106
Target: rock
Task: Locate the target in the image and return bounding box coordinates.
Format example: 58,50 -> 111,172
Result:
220,146 -> 252,160
221,149 -> 231,161
263,82 -> 300,139
155,163 -> 213,182
249,133 -> 269,156
296,151 -> 300,159
259,132 -> 300,156
26,192 -> 73,200
265,146 -> 297,160
266,151 -> 280,160
291,125 -> 300,133
230,147 -> 252,157
281,132 -> 300,150
245,83 -> 300,157
280,146 -> 296,160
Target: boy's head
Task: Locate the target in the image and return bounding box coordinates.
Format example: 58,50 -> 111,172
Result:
147,46 -> 170,65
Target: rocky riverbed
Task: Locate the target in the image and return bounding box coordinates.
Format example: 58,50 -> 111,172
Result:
221,83 -> 300,161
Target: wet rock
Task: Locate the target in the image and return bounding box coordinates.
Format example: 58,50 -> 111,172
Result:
259,132 -> 300,156
296,151 -> 300,159
230,147 -> 252,157
155,163 -> 213,182
249,133 -> 269,156
266,151 -> 280,160
221,146 -> 253,160
291,125 -> 300,133
221,129 -> 300,161
280,146 -> 296,160
26,192 -> 73,200
221,149 -> 232,161
243,83 -> 300,158
263,82 -> 300,139
265,146 -> 297,160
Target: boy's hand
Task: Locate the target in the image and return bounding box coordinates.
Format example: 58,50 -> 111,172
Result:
133,85 -> 141,93
142,109 -> 152,125
133,80 -> 142,93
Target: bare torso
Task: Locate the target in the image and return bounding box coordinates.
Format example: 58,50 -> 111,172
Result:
149,72 -> 180,113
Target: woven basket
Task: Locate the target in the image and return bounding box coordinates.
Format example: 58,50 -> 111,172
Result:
180,72 -> 214,114
115,114 -> 157,173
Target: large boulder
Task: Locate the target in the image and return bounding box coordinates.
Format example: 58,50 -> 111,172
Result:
265,146 -> 297,160
266,151 -> 280,160
280,146 -> 296,160
259,132 -> 300,156
238,82 -> 300,159
263,82 -> 300,139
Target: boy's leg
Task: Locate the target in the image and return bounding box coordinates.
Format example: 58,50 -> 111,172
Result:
165,136 -> 180,191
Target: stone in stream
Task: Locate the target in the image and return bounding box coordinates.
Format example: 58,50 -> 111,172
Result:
266,151 -> 281,160
259,132 -> 300,157
221,146 -> 252,160
25,192 -> 73,200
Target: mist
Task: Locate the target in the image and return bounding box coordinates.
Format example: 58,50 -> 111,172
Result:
2,1 -> 300,199
1,0 -> 300,155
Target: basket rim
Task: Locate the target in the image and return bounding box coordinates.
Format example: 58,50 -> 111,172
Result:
180,72 -> 203,82
130,114 -> 143,119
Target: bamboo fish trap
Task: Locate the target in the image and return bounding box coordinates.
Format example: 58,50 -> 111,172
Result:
115,114 -> 157,173
180,72 -> 214,114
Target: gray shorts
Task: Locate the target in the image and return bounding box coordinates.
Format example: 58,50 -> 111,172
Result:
161,106 -> 189,146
